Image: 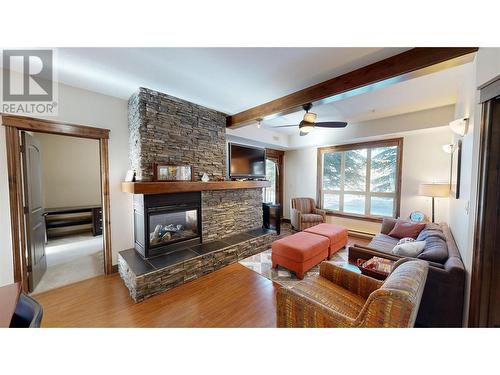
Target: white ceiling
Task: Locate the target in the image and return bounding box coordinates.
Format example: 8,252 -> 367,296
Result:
48,48 -> 410,114
261,63 -> 469,135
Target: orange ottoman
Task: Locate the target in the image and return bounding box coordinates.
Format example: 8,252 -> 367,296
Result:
271,232 -> 329,279
304,223 -> 348,258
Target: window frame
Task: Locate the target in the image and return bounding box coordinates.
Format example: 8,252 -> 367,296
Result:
316,138 -> 403,222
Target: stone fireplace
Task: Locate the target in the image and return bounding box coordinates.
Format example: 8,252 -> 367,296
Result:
119,87 -> 277,301
133,192 -> 202,258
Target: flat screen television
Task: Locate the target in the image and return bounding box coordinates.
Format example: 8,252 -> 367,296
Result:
228,143 -> 266,179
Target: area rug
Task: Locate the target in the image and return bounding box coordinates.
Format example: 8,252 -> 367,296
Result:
239,247 -> 349,288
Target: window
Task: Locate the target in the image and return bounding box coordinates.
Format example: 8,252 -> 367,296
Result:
318,138 -> 402,220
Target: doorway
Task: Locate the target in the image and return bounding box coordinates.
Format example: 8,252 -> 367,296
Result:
2,114 -> 112,294
263,149 -> 284,205
25,132 -> 104,293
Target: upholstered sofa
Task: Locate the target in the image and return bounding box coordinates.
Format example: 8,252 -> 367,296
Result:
291,197 -> 326,231
349,218 -> 465,327
277,258 -> 429,328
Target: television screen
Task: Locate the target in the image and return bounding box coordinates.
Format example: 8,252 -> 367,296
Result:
229,144 -> 266,178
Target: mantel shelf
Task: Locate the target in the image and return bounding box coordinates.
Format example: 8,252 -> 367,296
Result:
121,180 -> 271,195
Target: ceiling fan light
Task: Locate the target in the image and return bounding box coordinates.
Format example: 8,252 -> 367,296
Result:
299,120 -> 314,134
303,112 -> 317,123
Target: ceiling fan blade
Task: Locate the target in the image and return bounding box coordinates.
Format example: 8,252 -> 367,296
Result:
274,124 -> 299,128
314,121 -> 348,128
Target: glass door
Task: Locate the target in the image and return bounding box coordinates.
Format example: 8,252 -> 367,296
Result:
263,158 -> 277,203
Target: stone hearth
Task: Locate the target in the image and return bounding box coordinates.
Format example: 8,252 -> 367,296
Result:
119,228 -> 277,302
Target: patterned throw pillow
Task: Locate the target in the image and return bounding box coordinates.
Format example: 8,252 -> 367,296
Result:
392,241 -> 426,257
397,237 -> 415,245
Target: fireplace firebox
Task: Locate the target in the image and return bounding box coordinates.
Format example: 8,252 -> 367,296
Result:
133,192 -> 202,258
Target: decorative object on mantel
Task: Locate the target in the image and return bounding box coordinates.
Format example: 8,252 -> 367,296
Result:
449,117 -> 469,137
201,172 -> 210,182
124,170 -> 136,182
419,183 -> 450,223
153,163 -> 192,182
450,139 -> 462,199
409,211 -> 427,222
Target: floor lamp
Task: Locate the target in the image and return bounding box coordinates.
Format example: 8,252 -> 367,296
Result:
419,183 -> 450,223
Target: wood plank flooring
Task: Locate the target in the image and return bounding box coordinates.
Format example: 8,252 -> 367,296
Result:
34,235 -> 370,327
35,263 -> 278,327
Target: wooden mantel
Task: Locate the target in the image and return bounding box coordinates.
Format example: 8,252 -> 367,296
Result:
121,180 -> 271,195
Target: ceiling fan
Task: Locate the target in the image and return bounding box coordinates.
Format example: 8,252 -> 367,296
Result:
274,103 -> 347,136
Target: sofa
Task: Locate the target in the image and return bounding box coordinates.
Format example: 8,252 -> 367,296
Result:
349,218 -> 465,327
277,258 -> 429,327
290,197 -> 326,231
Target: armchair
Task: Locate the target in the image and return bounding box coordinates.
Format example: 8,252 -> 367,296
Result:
291,197 -> 326,231
277,258 -> 428,328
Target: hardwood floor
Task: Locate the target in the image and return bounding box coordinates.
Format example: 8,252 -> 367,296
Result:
34,263 -> 278,327
34,235 -> 370,327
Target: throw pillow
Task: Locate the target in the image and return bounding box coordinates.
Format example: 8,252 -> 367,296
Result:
392,241 -> 426,257
397,237 -> 415,245
388,219 -> 426,239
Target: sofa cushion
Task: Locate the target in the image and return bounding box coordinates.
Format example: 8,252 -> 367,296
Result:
367,234 -> 399,253
392,241 -> 426,257
416,228 -> 447,242
397,237 -> 416,245
417,236 -> 449,264
380,218 -> 398,235
388,220 -> 426,239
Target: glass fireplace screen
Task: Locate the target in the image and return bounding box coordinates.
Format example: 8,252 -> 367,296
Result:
149,209 -> 199,247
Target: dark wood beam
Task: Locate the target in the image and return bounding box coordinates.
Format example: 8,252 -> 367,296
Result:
226,47 -> 478,128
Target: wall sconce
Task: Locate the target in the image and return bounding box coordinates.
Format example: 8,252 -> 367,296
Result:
442,143 -> 455,154
449,117 -> 469,137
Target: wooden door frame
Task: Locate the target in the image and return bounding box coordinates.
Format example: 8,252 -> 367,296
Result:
468,77 -> 500,327
1,114 -> 113,292
265,148 -> 284,205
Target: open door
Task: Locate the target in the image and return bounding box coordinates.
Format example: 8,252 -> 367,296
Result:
21,131 -> 47,292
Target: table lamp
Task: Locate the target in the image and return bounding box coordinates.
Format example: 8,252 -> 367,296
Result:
419,183 -> 450,223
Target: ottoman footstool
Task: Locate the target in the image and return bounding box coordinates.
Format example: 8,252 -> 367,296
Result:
271,232 -> 329,279
304,223 -> 348,258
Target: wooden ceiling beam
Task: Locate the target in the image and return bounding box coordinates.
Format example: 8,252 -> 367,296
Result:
226,47 -> 478,128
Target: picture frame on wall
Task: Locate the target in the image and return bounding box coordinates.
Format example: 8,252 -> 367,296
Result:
153,163 -> 193,182
450,140 -> 462,199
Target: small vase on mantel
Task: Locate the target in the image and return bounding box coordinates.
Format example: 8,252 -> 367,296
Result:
201,173 -> 210,182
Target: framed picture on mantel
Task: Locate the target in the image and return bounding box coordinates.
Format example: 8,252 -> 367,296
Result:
153,163 -> 193,182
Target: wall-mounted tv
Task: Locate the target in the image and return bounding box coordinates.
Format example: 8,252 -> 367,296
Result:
228,143 -> 266,179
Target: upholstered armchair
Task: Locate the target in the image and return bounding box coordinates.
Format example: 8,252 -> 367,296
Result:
276,258 -> 429,328
291,197 -> 326,231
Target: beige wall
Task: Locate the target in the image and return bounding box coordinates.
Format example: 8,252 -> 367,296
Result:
33,133 -> 101,208
283,112 -> 454,233
0,70 -> 133,286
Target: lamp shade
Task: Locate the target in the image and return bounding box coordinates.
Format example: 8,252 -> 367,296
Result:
419,183 -> 450,197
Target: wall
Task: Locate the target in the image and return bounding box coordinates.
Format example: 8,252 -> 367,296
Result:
283,115 -> 454,233
449,48 -> 500,325
128,87 -> 227,181
33,133 -> 101,208
0,69 -> 133,286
